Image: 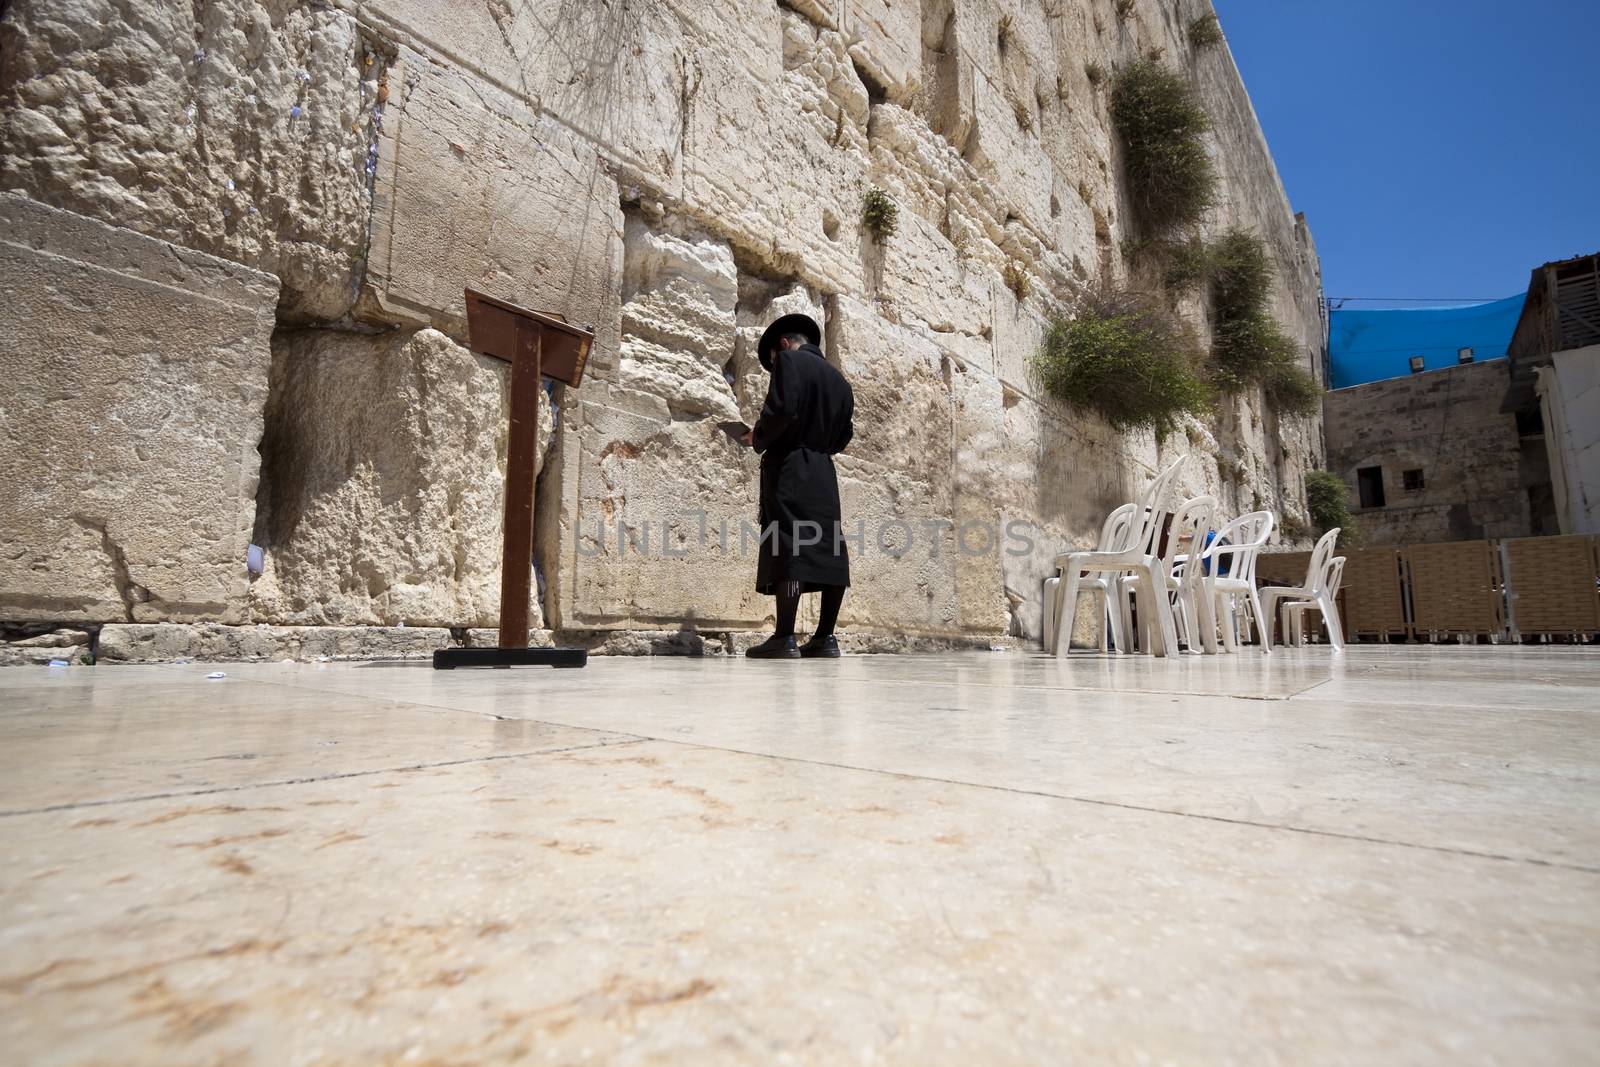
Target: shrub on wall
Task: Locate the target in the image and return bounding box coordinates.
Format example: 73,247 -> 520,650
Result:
1110,60 -> 1216,235
1305,470 -> 1356,545
862,187 -> 899,239
1206,228 -> 1273,322
1212,306 -> 1298,388
1264,362 -> 1322,417
1202,228 -> 1322,416
1188,14 -> 1224,49
1032,285 -> 1212,438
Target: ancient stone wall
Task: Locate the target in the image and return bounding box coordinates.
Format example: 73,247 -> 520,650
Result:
1323,360 -> 1531,545
0,0 -> 1325,653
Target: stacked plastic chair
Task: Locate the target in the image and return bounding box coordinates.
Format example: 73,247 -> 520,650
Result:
1195,511 -> 1276,653
1121,494 -> 1219,655
1261,527 -> 1347,651
1050,456 -> 1188,658
1042,504 -> 1134,655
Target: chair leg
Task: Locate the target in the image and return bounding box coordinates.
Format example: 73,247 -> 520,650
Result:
1130,580 -> 1150,655
1247,587 -> 1270,654
1115,579 -> 1135,655
1042,577 -> 1058,654
1106,583 -> 1127,653
1097,588 -> 1111,654
1217,594 -> 1239,653
1176,587 -> 1197,652
1318,591 -> 1346,652
1154,579 -> 1180,659
1053,570 -> 1083,658
1260,591 -> 1280,648
1139,571 -> 1164,657
1194,582 -> 1219,654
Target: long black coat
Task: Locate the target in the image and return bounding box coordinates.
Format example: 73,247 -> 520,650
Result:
751,342 -> 854,593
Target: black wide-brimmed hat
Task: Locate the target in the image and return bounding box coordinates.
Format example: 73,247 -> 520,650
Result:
757,313 -> 822,371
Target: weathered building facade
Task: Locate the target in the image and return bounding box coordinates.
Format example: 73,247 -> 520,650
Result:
1507,254 -> 1600,537
0,0 -> 1324,658
1323,360 -> 1532,545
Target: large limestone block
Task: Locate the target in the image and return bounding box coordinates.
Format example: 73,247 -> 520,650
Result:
250,328 -> 547,629
364,0 -> 686,188
363,48 -> 623,376
666,0 -> 783,82
992,284 -> 1047,394
557,402 -> 769,629
617,212 -> 741,420
828,296 -> 954,479
965,69 -> 1055,233
782,12 -> 871,150
783,0 -> 842,30
0,0 -> 374,320
948,362 -> 1022,633
832,463 -> 959,634
681,45 -> 869,298
0,192 -> 278,623
874,210 -> 993,340
96,623 -> 454,664
846,0 -> 922,104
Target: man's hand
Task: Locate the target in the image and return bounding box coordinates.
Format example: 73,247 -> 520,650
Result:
741,430 -> 754,445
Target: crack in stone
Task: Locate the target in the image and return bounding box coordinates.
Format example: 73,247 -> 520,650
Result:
70,514 -> 149,622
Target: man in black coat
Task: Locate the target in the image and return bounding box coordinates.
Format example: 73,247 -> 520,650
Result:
743,313 -> 855,659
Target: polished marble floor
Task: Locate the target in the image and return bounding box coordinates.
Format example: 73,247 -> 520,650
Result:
1,646 -> 1597,1064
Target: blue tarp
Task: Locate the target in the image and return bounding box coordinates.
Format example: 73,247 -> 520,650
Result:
1328,293 -> 1524,389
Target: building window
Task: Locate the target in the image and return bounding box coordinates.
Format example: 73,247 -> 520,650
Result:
1409,355 -> 1425,374
1402,468 -> 1426,492
1357,466 -> 1386,509
1458,347 -> 1474,364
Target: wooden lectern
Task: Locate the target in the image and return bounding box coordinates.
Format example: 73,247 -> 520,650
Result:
433,289 -> 593,670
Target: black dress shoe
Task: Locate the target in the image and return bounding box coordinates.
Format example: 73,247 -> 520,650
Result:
799,634 -> 840,658
745,634 -> 800,659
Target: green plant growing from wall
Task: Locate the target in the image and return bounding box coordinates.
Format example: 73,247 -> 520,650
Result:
1305,470 -> 1357,546
1124,235 -> 1212,293
861,187 -> 899,239
1188,13 -> 1224,48
1212,308 -> 1298,388
1110,59 -> 1217,235
1115,0 -> 1136,19
1031,284 -> 1212,438
1264,361 -> 1322,417
1163,235 -> 1212,291
1084,62 -> 1105,87
1202,228 -> 1322,416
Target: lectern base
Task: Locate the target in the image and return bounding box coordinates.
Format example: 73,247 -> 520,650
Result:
433,647 -> 588,670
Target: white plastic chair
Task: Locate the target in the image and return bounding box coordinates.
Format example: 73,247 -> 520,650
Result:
1051,456 -> 1189,658
1284,557 -> 1345,646
1262,528 -> 1346,650
1196,510 -> 1275,654
1043,504 -> 1134,654
1120,494 -> 1218,655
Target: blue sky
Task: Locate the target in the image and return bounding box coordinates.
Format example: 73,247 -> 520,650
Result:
1212,0 -> 1600,308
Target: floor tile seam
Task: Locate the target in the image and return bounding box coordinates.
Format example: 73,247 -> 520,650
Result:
620,735 -> 1600,876
827,673 -> 1301,702
0,737 -> 648,820
217,675 -> 664,737
210,669 -> 1293,711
